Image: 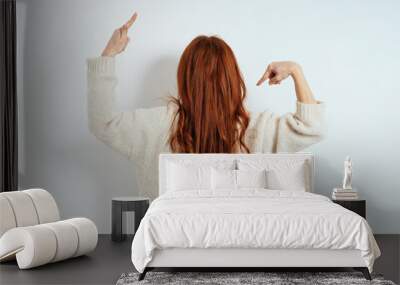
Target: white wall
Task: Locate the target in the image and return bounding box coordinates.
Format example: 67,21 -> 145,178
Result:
17,0 -> 400,233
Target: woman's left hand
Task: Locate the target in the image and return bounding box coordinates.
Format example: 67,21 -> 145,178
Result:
256,61 -> 300,86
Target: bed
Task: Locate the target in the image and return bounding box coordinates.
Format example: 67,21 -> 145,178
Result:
131,153 -> 380,280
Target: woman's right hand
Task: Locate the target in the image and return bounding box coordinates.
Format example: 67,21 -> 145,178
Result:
101,12 -> 138,57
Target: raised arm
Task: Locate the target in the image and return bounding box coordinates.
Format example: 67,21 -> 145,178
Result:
101,12 -> 137,57
256,61 -> 325,152
257,61 -> 317,104
87,13 -> 138,159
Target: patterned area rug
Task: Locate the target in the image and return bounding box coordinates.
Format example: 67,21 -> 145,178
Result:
116,272 -> 396,285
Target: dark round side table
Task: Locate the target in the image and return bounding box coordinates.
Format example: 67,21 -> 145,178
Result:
111,196 -> 150,242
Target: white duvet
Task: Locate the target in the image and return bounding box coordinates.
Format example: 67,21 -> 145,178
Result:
131,189 -> 380,273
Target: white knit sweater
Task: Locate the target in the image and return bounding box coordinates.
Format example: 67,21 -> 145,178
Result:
87,57 -> 325,199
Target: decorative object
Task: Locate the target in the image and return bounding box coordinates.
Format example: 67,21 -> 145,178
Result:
332,188 -> 359,200
116,271 -> 394,285
0,189 -> 98,269
112,197 -> 150,242
342,156 -> 353,190
333,199 -> 366,219
332,156 -> 359,200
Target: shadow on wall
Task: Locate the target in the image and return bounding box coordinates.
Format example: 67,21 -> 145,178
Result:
135,56 -> 179,108
314,155 -> 341,197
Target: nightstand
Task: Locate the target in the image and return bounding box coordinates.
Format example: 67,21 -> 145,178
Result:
332,199 -> 366,219
111,197 -> 150,242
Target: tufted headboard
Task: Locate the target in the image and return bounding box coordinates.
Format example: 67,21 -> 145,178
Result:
159,153 -> 314,195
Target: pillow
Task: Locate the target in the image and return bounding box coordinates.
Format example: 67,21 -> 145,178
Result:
236,169 -> 268,188
265,166 -> 307,191
167,162 -> 212,191
212,168 -> 236,190
211,168 -> 268,190
237,159 -> 309,191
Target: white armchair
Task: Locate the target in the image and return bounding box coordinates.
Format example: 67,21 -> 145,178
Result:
0,189 -> 97,269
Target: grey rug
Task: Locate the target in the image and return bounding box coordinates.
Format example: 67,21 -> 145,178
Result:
116,272 -> 396,285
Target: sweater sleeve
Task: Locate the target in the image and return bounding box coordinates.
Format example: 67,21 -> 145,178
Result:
87,56 -> 136,159
252,102 -> 325,153
269,101 -> 325,153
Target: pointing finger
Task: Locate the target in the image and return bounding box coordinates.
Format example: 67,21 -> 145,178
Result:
256,68 -> 272,86
256,76 -> 266,86
124,12 -> 138,30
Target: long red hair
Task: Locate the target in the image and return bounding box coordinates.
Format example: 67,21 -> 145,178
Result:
169,35 -> 250,153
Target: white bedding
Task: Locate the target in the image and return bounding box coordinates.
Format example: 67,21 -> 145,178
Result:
131,189 -> 380,273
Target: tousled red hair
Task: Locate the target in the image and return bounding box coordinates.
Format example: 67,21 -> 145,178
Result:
169,35 -> 250,153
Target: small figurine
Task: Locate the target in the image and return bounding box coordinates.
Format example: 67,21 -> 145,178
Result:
342,156 -> 353,190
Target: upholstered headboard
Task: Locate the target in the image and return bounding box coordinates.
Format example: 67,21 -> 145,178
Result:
159,153 -> 314,195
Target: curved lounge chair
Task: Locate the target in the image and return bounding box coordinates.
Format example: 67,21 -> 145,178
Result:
0,189 -> 97,269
